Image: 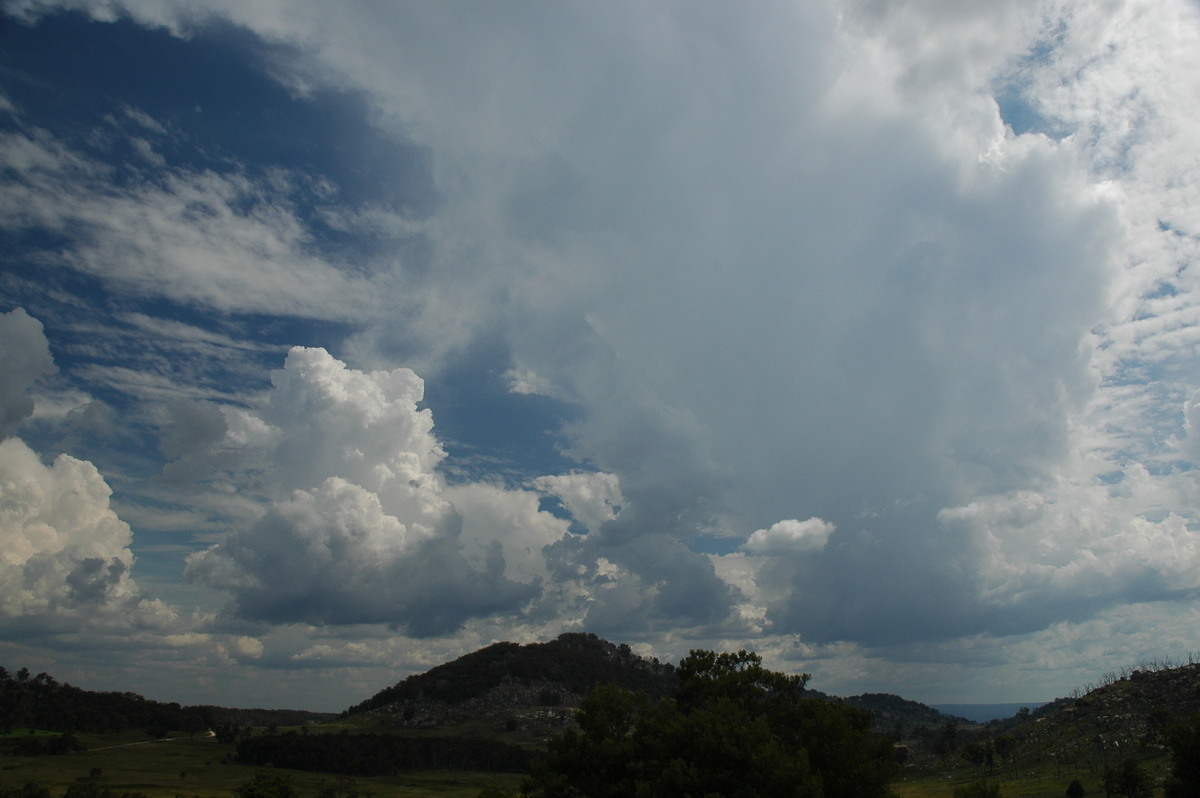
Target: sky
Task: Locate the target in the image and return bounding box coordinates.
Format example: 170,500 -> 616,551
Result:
1,0 -> 1199,713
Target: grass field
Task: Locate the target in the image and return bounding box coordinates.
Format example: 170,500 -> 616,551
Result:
0,726 -> 1177,797
0,731 -> 524,798
891,750 -> 1172,797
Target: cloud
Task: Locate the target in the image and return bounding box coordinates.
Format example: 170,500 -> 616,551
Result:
533,471 -> 623,533
0,125 -> 389,322
0,308 -> 179,642
181,347 -> 550,635
0,308 -> 55,435
186,476 -> 537,635
3,0 -> 1200,707
0,436 -> 178,636
938,464 -> 1200,617
744,519 -> 835,556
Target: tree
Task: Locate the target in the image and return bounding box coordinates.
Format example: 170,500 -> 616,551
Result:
1164,714 -> 1200,798
1102,758 -> 1150,798
525,650 -> 898,798
961,742 -> 988,771
674,649 -> 807,717
1066,780 -> 1085,798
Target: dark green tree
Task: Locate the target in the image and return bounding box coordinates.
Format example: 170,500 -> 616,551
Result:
1164,714 -> 1200,798
961,742 -> 988,771
524,650 -> 898,798
1102,758 -> 1150,798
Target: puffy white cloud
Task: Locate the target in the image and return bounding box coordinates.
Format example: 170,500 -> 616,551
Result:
181,347 -> 549,634
444,481 -> 570,583
186,476 -> 536,634
0,436 -> 176,631
0,310 -> 181,641
744,519 -> 836,556
533,471 -> 623,533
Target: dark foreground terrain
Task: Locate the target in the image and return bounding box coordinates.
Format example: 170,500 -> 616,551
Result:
3,639 -> 1199,797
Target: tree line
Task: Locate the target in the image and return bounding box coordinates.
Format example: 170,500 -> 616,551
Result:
0,666 -> 207,736
0,665 -> 332,739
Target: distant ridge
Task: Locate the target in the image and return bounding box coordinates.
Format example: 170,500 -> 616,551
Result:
932,703 -> 1045,723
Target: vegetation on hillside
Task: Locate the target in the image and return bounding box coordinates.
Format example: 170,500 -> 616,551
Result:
524,649 -> 900,798
7,644 -> 1200,797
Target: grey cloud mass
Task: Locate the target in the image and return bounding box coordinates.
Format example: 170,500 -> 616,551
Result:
1,0 -> 1198,710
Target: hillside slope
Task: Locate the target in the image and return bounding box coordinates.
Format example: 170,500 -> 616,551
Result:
990,662 -> 1200,771
344,632 -> 677,728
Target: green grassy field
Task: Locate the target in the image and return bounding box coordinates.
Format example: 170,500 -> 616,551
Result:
892,750 -> 1172,797
0,731 -> 524,798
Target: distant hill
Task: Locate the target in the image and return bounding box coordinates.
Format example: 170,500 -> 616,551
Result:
933,702 -> 1045,723
344,633 -> 677,728
845,692 -> 969,737
0,665 -> 334,737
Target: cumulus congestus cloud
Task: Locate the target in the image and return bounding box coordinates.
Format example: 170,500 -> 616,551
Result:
182,347 -> 548,635
0,309 -> 176,639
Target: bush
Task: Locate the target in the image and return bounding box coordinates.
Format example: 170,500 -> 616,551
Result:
1103,758 -> 1151,798
234,773 -> 297,798
1165,714 -> 1200,798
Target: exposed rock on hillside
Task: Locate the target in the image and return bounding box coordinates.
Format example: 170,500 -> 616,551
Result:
1004,664 -> 1200,762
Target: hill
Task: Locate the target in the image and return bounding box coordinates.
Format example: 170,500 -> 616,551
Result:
0,665 -> 334,738
885,661 -> 1200,796
846,692 -> 969,738
343,633 -> 978,746
344,632 -> 677,730
987,662 -> 1200,771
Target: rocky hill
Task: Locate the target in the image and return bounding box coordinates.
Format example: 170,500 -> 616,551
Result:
344,632 -> 677,730
984,662 -> 1200,772
342,633 -> 975,743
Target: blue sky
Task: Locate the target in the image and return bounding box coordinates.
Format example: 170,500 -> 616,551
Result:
2,0 -> 1199,712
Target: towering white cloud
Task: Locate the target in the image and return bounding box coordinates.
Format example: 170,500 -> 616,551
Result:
0,310 -> 176,638
182,347 -> 556,634
0,439 -> 149,617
